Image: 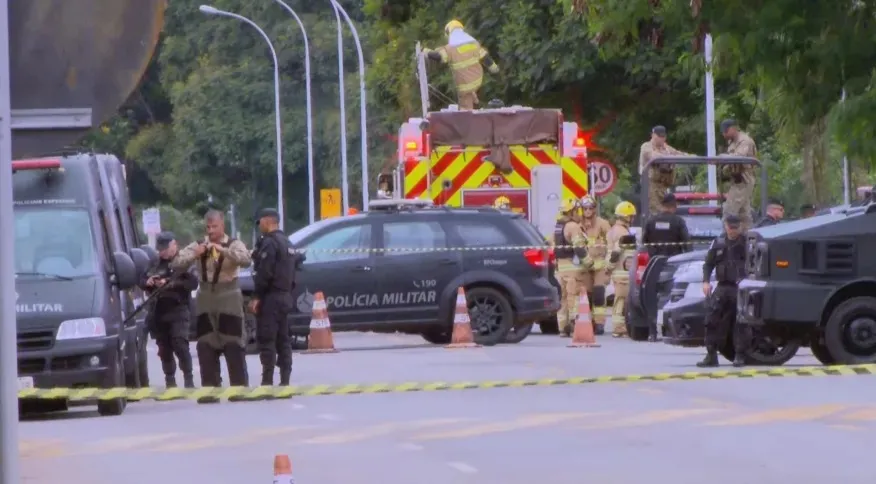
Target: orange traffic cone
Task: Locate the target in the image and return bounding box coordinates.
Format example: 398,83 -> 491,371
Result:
569,292 -> 600,348
446,287 -> 481,349
306,292 -> 338,353
273,454 -> 294,483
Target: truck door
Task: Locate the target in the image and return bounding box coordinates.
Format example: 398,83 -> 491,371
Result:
373,218 -> 456,324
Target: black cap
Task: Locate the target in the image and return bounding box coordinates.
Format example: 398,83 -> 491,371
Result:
724,214 -> 741,227
661,193 -> 676,205
720,119 -> 738,133
155,231 -> 175,251
255,207 -> 280,223
652,125 -> 667,137
767,197 -> 784,207
800,203 -> 815,211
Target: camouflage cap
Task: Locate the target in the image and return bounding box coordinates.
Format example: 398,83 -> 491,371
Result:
651,125 -> 667,137
720,119 -> 738,133
155,231 -> 175,251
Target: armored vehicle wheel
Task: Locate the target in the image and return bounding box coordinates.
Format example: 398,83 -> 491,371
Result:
502,323 -> 533,344
810,336 -> 837,365
824,297 -> 876,364
718,330 -> 800,366
98,350 -> 127,417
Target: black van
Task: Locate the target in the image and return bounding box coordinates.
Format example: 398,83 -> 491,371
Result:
14,154 -> 153,416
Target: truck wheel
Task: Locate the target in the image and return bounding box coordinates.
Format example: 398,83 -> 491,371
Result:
746,336 -> 800,366
463,286 -> 513,347
811,336 -> 837,365
98,351 -> 127,417
502,323 -> 533,344
421,328 -> 452,345
824,297 -> 876,364
137,338 -> 149,387
538,316 -> 559,335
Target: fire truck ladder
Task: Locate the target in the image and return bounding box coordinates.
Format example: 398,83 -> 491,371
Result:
415,42 -> 430,117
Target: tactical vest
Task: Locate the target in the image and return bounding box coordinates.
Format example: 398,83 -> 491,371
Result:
554,222 -> 573,259
714,238 -> 746,283
255,232 -> 296,293
200,238 -> 236,285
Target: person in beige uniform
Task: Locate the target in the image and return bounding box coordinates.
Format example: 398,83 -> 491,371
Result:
550,199 -> 591,337
172,210 -> 252,401
639,126 -> 692,214
605,201 -> 637,338
423,20 -> 500,110
720,119 -> 758,231
578,196 -> 612,335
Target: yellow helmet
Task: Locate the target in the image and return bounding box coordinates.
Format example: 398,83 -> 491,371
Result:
615,201 -> 636,217
560,198 -> 578,213
445,20 -> 464,36
579,196 -> 596,208
493,196 -> 510,209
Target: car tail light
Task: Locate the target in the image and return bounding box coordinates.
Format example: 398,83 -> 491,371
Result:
12,158 -> 62,171
547,248 -> 556,265
524,248 -> 549,268
635,251 -> 650,285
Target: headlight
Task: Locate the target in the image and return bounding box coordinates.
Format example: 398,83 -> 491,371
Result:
673,261 -> 705,283
56,318 -> 106,340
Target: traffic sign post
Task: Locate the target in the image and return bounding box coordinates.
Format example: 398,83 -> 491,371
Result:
588,160 -> 618,197
142,207 -> 162,248
320,188 -> 342,220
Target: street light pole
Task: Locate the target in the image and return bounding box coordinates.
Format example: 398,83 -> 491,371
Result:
199,5 -> 286,230
0,2 -> 20,482
331,2 -> 350,214
272,0 -> 316,225
330,0 -> 369,209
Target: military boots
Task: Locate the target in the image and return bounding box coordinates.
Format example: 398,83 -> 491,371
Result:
165,375 -> 177,388
183,374 -> 196,389
696,346 -> 719,368
732,353 -> 746,368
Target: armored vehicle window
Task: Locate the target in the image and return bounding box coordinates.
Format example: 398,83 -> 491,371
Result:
114,207 -> 129,251
302,224 -> 372,263
14,208 -> 98,278
453,221 -> 510,247
382,221 -> 447,256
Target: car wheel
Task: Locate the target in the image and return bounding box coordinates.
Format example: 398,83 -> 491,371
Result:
810,334 -> 837,365
824,297 -> 876,364
421,328 -> 452,345
98,350 -> 127,417
628,326 -> 649,342
538,316 -> 559,335
464,286 -> 514,347
502,323 -> 533,344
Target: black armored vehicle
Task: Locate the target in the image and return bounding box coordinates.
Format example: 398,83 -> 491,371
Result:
14,154 -> 153,416
738,204 -> 876,365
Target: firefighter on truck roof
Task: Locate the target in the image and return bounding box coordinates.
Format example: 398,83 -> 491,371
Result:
578,196 -> 611,336
550,199 -> 591,338
606,201 -> 637,338
422,19 -> 500,110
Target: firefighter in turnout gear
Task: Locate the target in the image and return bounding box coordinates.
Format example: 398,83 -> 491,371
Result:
172,210 -> 252,403
578,195 -> 612,335
551,199 -> 591,337
606,202 -> 637,338
493,196 -> 511,210
422,19 -> 500,110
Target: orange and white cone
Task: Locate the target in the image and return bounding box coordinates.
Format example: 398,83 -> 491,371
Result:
306,292 -> 338,353
446,287 -> 481,349
273,454 -> 294,483
569,292 -> 600,348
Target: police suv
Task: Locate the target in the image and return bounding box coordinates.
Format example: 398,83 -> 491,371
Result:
14,154 -> 153,416
240,200 -> 560,346
738,205 -> 876,365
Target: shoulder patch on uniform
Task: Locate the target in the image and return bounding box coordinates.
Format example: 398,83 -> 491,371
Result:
261,251 -> 268,259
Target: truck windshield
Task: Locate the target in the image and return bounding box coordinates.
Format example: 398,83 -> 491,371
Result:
14,208 -> 99,278
683,216 -> 724,239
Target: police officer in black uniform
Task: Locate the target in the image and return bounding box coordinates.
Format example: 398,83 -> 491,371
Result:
754,198 -> 784,228
698,214 -> 749,368
249,208 -> 297,386
140,232 -> 199,388
642,193 -> 691,258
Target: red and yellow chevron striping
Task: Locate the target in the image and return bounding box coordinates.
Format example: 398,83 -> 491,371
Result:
403,145 -> 589,205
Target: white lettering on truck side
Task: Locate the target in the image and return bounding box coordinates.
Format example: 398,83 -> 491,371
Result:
16,304 -> 63,313
382,291 -> 437,305
326,293 -> 379,309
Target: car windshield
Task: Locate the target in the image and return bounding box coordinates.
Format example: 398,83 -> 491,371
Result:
288,218 -> 337,246
683,216 -> 724,239
14,207 -> 99,278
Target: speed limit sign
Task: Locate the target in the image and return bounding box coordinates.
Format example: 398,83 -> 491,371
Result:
589,160 -> 617,196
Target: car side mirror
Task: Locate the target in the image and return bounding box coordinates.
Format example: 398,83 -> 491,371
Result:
129,248 -> 150,277
139,244 -> 159,265
112,251 -> 138,290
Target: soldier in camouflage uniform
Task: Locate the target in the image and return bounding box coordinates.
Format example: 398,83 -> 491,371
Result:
549,199 -> 591,337
172,210 -> 252,402
639,126 -> 692,214
720,119 -> 758,231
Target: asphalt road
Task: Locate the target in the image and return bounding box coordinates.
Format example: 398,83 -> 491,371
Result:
18,324 -> 876,483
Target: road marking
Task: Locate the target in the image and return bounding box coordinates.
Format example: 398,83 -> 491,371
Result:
447,462 -> 478,474
412,413 -> 599,441
704,404 -> 847,426
73,433 -> 182,455
579,408 -> 724,430
636,387 -> 664,395
19,439 -> 67,459
302,418 -> 468,445
398,442 -> 424,451
828,424 -> 862,431
841,407 -> 876,421
149,426 -> 314,452
691,398 -> 737,408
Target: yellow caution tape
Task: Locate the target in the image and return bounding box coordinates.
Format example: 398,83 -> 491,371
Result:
16,364 -> 875,402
